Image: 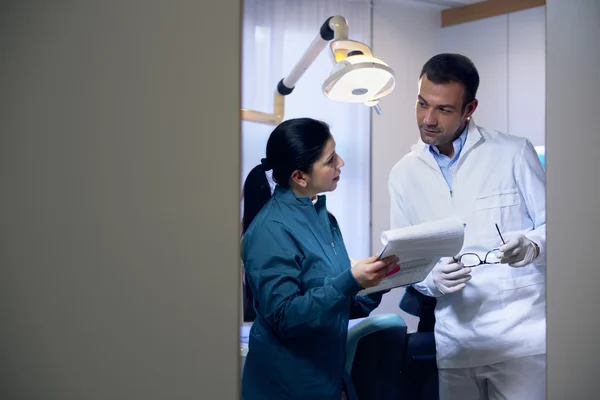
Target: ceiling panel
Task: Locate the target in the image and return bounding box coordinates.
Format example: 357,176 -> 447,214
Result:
374,0 -> 486,10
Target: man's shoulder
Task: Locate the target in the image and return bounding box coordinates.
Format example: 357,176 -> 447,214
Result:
477,124 -> 528,150
389,148 -> 422,180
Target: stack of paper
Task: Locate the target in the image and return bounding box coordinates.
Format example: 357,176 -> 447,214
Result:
357,217 -> 465,296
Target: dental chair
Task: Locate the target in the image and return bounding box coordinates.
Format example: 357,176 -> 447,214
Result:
241,315 -> 409,398
345,314 -> 408,399
241,311 -> 432,399
345,303 -> 439,400
398,287 -> 439,400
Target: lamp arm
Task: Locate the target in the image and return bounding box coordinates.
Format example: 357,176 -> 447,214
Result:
241,16 -> 348,126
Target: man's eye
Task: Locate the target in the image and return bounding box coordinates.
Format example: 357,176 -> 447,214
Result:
418,102 -> 427,108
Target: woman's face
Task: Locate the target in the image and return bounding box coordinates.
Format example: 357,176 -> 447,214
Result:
292,137 -> 345,197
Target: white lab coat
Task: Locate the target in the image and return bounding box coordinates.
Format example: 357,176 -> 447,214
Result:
388,119 -> 546,369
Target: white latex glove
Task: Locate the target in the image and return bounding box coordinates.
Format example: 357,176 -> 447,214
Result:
431,257 -> 472,295
496,233 -> 539,268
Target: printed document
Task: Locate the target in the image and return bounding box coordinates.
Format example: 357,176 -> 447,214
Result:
357,217 -> 465,295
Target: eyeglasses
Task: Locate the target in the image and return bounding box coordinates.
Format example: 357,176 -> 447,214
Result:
454,249 -> 500,267
453,223 -> 506,268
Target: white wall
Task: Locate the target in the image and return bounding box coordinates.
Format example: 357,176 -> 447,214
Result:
439,14 -> 509,133
507,7 -> 546,146
370,1 -> 441,330
0,1 -> 241,399
439,6 -> 546,146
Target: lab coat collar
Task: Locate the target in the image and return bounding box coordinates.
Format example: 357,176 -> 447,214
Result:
462,118 -> 484,153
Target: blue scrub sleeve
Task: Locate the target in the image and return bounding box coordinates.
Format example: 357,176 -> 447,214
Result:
350,291 -> 387,319
244,222 -> 362,339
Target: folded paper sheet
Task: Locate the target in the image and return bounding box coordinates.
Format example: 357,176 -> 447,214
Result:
357,217 -> 465,295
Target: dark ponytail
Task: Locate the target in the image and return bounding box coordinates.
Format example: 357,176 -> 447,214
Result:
241,163 -> 272,234
241,117 -> 332,322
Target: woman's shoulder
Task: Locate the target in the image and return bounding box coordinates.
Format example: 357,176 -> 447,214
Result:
246,215 -> 289,238
241,216 -> 299,268
247,197 -> 288,229
243,205 -> 293,246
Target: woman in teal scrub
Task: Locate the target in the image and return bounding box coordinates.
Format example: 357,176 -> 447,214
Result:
241,117 -> 399,400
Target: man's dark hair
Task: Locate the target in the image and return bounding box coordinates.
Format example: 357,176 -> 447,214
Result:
420,53 -> 480,109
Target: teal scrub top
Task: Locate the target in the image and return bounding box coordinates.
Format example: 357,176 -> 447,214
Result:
241,186 -> 384,400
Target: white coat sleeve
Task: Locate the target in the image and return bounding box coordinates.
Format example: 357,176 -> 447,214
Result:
389,171 -> 441,297
388,179 -> 411,231
516,139 -> 546,265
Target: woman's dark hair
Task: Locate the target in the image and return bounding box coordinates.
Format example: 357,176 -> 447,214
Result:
241,117 -> 332,322
241,117 -> 332,234
420,53 -> 480,110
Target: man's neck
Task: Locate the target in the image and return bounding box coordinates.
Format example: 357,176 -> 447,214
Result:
436,143 -> 455,158
435,121 -> 468,158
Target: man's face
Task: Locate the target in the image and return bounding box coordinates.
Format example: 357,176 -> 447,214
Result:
416,75 -> 477,146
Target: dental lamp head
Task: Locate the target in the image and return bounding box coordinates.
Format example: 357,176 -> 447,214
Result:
322,42 -> 395,110
242,15 -> 396,125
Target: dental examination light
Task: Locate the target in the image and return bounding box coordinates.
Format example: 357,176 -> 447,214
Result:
241,15 -> 396,125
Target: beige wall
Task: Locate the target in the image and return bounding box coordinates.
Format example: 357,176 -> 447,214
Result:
0,1 -> 241,399
546,0 -> 600,398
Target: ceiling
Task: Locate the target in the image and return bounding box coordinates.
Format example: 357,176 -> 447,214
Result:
376,0 -> 485,10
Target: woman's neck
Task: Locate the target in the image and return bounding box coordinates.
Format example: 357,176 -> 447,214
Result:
291,187 -> 317,201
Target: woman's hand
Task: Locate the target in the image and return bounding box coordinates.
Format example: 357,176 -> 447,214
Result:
351,255 -> 399,288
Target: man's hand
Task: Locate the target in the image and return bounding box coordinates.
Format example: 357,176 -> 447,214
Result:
496,233 -> 539,268
431,257 -> 472,295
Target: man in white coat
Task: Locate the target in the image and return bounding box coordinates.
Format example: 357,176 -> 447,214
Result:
388,53 -> 546,399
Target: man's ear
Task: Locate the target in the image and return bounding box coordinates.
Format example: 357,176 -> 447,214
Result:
290,170 -> 308,188
464,99 -> 478,120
